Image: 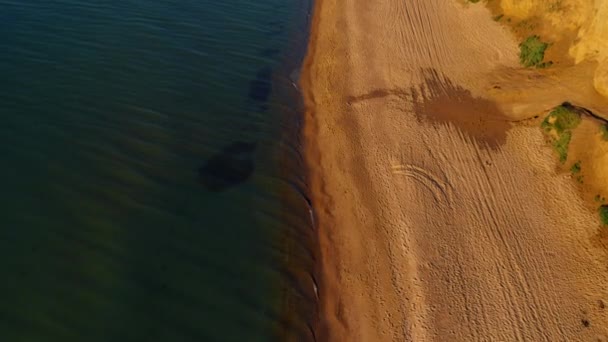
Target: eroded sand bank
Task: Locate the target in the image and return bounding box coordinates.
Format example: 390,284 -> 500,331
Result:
302,0 -> 608,340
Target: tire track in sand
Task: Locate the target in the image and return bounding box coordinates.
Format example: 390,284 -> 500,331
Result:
390,162 -> 452,205
304,0 -> 608,340
418,124 -> 579,340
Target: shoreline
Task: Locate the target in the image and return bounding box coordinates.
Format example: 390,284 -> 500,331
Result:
273,0 -> 323,339
299,0 -> 326,339
300,0 -> 608,340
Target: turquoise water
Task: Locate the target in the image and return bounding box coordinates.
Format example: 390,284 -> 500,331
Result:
0,1 -> 315,340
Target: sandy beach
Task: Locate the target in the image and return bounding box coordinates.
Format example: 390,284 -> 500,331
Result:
301,0 -> 608,340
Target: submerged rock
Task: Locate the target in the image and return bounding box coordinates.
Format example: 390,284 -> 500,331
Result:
248,67 -> 273,103
199,141 -> 256,192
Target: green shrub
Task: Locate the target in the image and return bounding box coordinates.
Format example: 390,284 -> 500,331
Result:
599,205 -> 608,226
570,161 -> 581,174
546,105 -> 582,134
541,105 -> 581,163
519,35 -> 549,68
601,123 -> 608,141
553,131 -> 572,163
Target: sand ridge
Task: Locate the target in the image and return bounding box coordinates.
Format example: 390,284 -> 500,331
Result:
302,0 -> 608,340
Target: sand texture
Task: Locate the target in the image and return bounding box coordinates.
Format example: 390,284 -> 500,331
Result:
302,0 -> 608,341
488,0 -> 608,98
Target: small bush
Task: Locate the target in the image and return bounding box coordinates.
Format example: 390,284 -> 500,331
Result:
547,106 -> 582,134
541,117 -> 552,132
541,105 -> 581,163
520,36 -> 549,68
601,124 -> 608,141
570,161 -> 581,174
553,131 -> 572,163
599,205 -> 608,226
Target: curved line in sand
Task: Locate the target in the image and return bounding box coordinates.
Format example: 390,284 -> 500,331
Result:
391,164 -> 452,204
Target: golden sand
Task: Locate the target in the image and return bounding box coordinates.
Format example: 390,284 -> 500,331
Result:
301,0 -> 608,340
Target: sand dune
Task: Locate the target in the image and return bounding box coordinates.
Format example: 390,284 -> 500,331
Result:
302,0 -> 608,340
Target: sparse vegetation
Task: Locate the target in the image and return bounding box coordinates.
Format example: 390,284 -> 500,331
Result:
601,123 -> 608,141
571,161 -> 582,182
553,131 -> 572,163
541,105 -> 582,163
519,35 -> 549,68
493,14 -> 504,21
599,205 -> 608,226
541,105 -> 582,134
517,19 -> 537,31
570,161 -> 581,174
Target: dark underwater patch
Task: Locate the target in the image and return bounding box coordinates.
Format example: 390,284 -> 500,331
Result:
259,48 -> 280,58
248,67 -> 273,103
265,20 -> 285,36
199,141 -> 257,192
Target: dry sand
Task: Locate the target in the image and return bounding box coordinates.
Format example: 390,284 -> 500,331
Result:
302,0 -> 608,340
489,0 -> 608,98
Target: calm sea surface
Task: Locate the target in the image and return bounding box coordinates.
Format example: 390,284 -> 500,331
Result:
0,1 -> 315,340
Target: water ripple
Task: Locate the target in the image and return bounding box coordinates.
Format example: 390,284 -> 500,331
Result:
0,0 -> 315,340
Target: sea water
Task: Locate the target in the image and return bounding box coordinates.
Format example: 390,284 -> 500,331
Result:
0,0 -> 314,340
